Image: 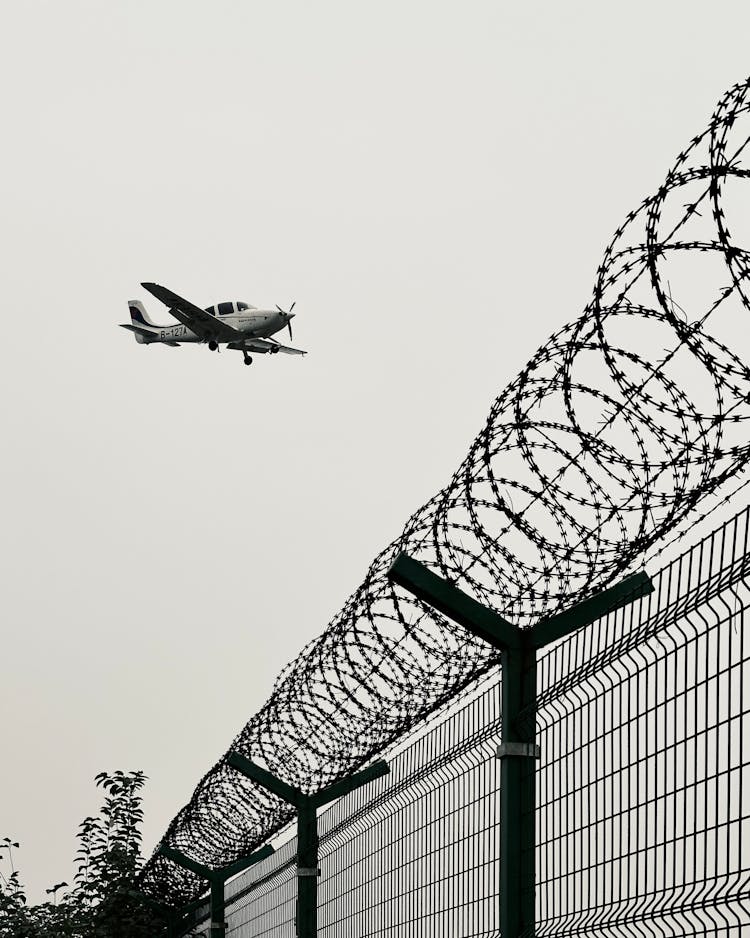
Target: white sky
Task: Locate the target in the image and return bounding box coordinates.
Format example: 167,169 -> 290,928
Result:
3,0 -> 750,903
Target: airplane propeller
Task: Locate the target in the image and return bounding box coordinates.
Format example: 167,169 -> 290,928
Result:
276,301 -> 296,341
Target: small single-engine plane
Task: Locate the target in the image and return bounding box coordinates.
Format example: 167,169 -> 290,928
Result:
120,282 -> 306,366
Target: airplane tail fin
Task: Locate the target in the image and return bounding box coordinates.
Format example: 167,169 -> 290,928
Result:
124,301 -> 158,344
129,300 -> 158,328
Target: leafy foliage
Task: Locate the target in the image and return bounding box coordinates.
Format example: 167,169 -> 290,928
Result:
0,772 -> 173,937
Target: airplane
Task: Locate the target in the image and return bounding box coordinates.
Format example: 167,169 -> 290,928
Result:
120,282 -> 307,366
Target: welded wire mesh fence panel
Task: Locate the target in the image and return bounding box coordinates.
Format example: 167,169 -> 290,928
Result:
534,504 -> 750,937
194,503 -> 750,938
316,682 -> 501,938
224,840 -> 297,938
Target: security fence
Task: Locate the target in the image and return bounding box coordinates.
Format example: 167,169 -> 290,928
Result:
173,500 -> 750,937
142,75 -> 750,920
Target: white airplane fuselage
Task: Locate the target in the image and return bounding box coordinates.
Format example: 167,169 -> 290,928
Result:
151,308 -> 291,344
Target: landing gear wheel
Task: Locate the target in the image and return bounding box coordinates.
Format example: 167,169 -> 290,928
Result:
208,340 -> 218,351
243,355 -> 253,366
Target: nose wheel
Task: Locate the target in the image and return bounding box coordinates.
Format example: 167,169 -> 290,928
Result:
208,340 -> 219,351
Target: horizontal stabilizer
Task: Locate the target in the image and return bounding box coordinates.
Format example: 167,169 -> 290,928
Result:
120,324 -> 180,347
120,323 -> 155,338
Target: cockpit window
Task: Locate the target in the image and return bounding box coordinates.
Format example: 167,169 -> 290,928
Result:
237,302 -> 249,312
218,302 -> 235,316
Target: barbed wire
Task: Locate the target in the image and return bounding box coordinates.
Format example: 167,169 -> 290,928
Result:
140,77 -> 750,907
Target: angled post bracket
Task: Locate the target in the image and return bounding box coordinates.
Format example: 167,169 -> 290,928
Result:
158,844 -> 212,881
311,760 -> 389,809
388,553 -> 652,652
226,751 -> 304,806
219,845 -> 275,881
530,570 -> 653,648
388,552 -> 522,649
228,752 -> 390,938
158,843 -> 273,936
387,552 -> 652,938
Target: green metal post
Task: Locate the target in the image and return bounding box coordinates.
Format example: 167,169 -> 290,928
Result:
388,552 -> 652,938
296,801 -> 319,938
210,877 -> 225,936
521,649 -> 537,937
498,643 -> 537,938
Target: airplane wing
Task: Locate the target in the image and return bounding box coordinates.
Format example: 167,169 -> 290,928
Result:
227,338 -> 307,356
261,338 -> 307,355
141,282 -> 242,342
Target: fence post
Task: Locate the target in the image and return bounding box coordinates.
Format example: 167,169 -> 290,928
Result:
158,844 -> 274,937
296,801 -> 318,938
209,877 -> 225,936
388,552 -> 652,938
227,752 -> 389,938
497,641 -> 538,937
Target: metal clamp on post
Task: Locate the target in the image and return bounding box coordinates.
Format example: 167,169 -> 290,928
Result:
496,742 -> 541,759
297,867 -> 321,877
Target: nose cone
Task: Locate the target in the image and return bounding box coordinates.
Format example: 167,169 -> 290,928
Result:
288,311 -> 296,319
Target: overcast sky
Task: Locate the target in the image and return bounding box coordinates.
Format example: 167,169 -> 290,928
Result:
3,0 -> 750,903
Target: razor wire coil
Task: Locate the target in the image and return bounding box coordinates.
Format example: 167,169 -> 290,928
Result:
141,77 -> 750,907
